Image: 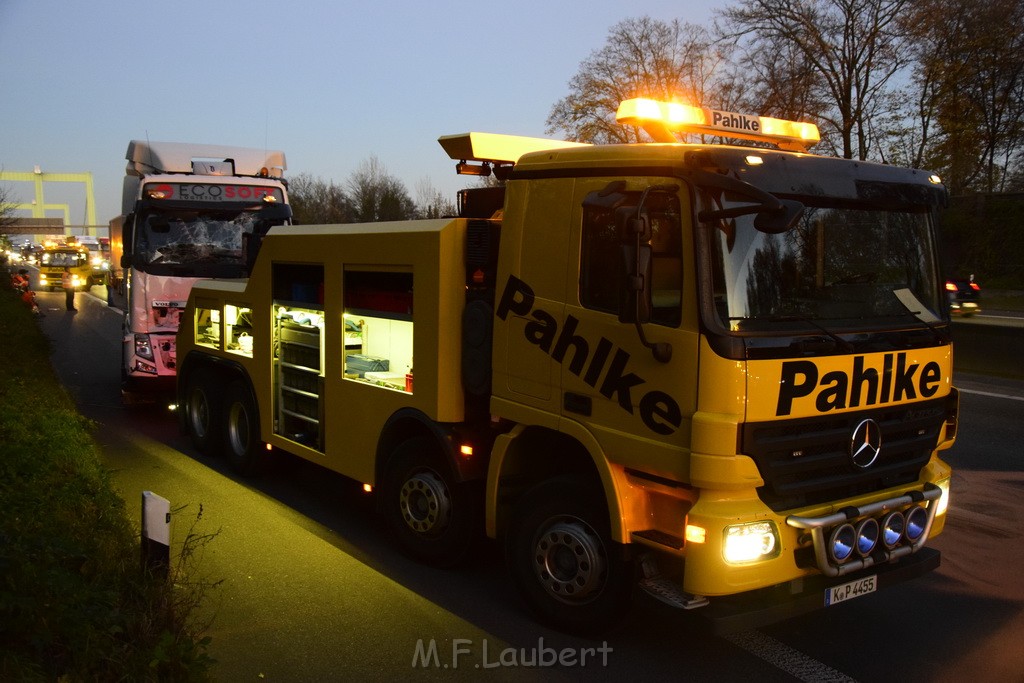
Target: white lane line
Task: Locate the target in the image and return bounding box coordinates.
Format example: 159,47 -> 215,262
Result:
957,387 -> 1024,402
725,630 -> 858,683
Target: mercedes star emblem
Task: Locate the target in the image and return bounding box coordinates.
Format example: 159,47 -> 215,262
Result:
850,418 -> 881,468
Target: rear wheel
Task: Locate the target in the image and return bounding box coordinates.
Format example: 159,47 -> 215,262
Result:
183,371 -> 223,456
506,477 -> 634,634
223,381 -> 264,476
382,437 -> 480,566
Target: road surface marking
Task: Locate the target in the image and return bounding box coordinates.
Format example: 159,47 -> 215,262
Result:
726,630 -> 857,683
957,387 -> 1024,402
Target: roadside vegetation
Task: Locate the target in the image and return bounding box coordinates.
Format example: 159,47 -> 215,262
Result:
0,273 -> 216,681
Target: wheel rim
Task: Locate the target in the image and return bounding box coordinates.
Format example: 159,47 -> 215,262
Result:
227,402 -> 250,455
398,469 -> 452,536
532,516 -> 607,605
188,389 -> 209,438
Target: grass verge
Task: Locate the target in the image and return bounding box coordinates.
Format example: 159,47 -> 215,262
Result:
0,275 -> 217,681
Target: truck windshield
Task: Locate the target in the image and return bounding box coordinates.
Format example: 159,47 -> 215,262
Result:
41,251 -> 85,267
706,199 -> 943,333
133,206 -> 285,277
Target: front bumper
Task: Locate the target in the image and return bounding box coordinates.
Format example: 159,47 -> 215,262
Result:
698,546 -> 939,635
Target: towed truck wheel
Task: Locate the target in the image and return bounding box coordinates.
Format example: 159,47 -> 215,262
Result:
224,381 -> 264,476
382,438 -> 480,567
506,477 -> 634,635
184,372 -> 223,456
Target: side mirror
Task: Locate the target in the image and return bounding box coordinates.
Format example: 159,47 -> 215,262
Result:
242,232 -> 263,273
122,213 -> 135,258
754,198 -> 805,233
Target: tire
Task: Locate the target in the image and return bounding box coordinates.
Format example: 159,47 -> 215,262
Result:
506,477 -> 634,635
183,371 -> 223,456
382,437 -> 480,567
223,381 -> 264,476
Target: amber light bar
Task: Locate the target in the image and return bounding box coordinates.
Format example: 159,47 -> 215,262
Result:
616,97 -> 820,152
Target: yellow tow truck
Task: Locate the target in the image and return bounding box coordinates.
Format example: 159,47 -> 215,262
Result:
176,98 -> 955,634
37,240 -> 92,291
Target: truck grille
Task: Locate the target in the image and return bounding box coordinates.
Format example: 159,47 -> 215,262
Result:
741,399 -> 945,512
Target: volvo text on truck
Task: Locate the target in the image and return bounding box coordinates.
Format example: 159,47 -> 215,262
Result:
176,99 -> 956,634
116,141 -> 292,403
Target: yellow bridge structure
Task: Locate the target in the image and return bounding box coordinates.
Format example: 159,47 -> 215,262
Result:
0,168 -> 98,236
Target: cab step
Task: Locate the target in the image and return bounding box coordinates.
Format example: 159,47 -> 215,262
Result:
638,554 -> 709,610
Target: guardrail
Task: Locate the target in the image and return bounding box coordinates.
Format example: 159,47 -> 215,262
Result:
951,321 -> 1024,379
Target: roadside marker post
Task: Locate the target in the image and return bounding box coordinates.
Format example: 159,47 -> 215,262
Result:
141,491 -> 171,577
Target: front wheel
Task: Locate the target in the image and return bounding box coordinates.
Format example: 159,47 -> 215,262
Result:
183,371 -> 223,456
382,438 -> 480,567
223,381 -> 264,476
506,477 -> 634,634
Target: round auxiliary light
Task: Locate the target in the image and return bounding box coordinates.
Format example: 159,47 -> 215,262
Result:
855,517 -> 880,557
881,511 -> 906,549
904,506 -> 929,543
828,523 -> 856,564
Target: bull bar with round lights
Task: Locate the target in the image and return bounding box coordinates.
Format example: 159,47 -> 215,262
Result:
786,483 -> 942,578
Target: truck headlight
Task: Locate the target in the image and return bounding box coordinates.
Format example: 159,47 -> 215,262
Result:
134,334 -> 154,360
936,477 -> 951,516
723,521 -> 779,564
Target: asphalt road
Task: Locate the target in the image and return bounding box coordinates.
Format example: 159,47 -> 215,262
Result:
30,283 -> 1024,682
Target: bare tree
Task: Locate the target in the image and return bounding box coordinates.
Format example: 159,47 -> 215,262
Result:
1,182 -> 16,232
288,173 -> 352,225
0,183 -> 17,259
718,32 -> 831,124
717,0 -> 911,160
347,156 -> 416,223
546,17 -> 727,143
414,177 -> 457,219
903,0 -> 1024,193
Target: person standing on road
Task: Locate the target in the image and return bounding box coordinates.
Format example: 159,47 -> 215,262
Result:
61,267 -> 77,311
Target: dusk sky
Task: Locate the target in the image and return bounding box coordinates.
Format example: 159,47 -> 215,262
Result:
1,0 -> 714,230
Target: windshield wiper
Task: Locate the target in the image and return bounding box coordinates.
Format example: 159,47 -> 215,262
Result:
890,288 -> 946,344
731,314 -> 855,353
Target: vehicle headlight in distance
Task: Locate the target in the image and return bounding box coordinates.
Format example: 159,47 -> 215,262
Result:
723,521 -> 779,564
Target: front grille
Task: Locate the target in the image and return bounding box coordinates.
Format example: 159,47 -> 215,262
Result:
742,399 -> 945,512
